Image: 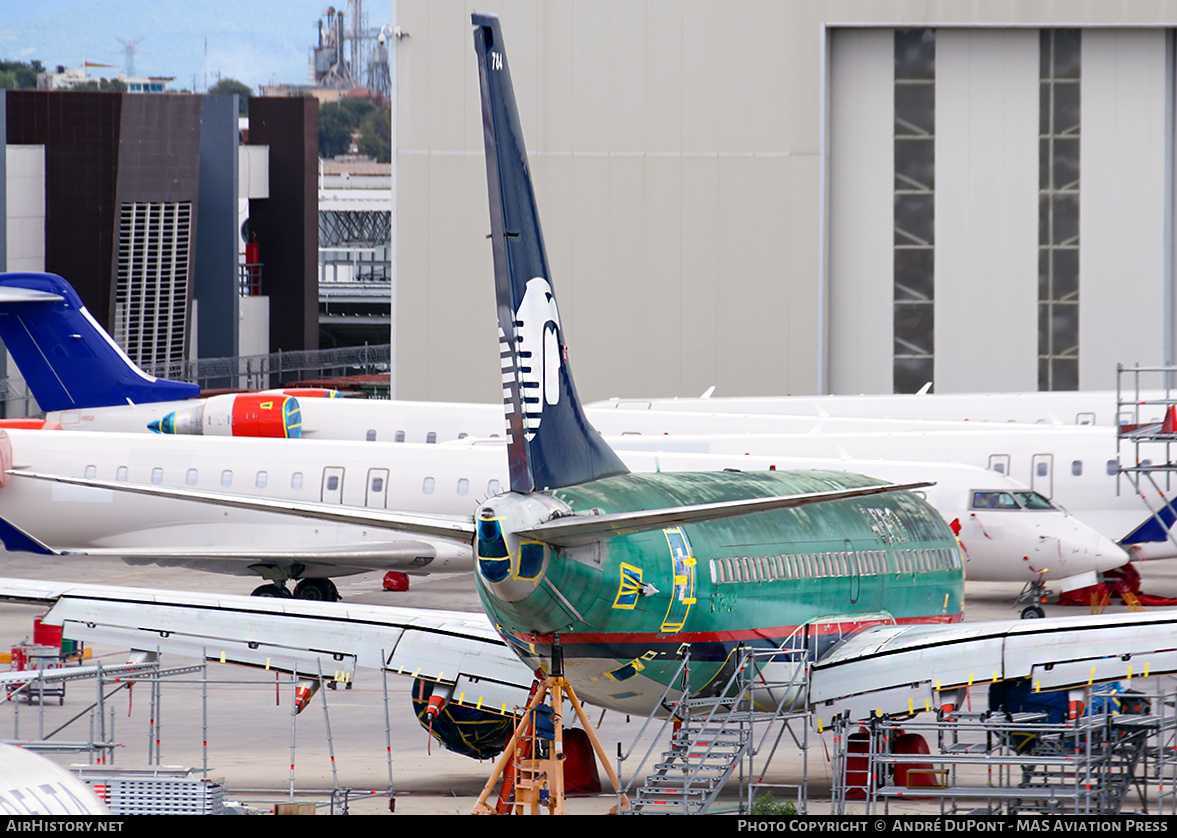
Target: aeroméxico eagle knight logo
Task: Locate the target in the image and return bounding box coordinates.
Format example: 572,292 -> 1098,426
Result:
501,276 -> 563,442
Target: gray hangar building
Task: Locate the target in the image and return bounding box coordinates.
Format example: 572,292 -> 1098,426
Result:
389,1 -> 1177,403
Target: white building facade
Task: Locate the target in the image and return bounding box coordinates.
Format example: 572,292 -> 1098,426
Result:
393,1 -> 1177,402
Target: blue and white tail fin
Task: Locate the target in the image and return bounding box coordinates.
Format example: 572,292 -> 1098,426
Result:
473,14 -> 628,493
0,273 -> 200,411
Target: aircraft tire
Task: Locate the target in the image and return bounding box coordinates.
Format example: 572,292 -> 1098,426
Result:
1020,605 -> 1045,619
252,583 -> 292,598
294,579 -> 339,601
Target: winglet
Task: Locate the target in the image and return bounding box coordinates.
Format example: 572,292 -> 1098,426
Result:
0,273 -> 200,411
472,13 -> 628,493
1120,497 -> 1177,544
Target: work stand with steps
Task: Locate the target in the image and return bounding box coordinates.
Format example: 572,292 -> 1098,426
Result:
829,687 -> 1177,815
618,645 -> 810,815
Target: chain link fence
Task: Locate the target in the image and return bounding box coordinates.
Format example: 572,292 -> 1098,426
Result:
1,344 -> 392,416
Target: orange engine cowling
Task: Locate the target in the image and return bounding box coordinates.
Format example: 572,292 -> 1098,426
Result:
221,394 -> 303,438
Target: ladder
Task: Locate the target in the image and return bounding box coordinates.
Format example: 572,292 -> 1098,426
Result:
628,695 -> 753,814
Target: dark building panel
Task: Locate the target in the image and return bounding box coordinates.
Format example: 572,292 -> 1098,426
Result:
247,97 -> 317,353
195,94 -> 241,364
6,91 -> 122,321
248,97 -> 318,353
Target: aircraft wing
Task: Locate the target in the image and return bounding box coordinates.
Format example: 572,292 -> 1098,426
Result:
0,516 -> 469,573
809,610 -> 1177,727
7,472 -> 477,544
0,578 -> 535,717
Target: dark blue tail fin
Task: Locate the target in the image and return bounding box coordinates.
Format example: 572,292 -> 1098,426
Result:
0,273 -> 200,411
473,13 -> 628,493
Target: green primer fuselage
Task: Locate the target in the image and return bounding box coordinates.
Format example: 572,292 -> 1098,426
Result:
475,469 -> 964,714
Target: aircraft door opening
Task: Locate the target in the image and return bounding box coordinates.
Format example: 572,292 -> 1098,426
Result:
1031,454 -> 1054,499
321,467 -> 345,503
988,454 -> 1011,476
366,468 -> 389,508
660,527 -> 696,633
845,539 -> 860,604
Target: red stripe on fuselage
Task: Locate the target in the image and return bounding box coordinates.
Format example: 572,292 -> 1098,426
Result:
505,612 -> 962,647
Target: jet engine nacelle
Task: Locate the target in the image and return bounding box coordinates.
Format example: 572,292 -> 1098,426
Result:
149,393 -> 303,439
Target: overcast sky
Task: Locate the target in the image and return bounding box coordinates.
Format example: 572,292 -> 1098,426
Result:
0,0 -> 392,92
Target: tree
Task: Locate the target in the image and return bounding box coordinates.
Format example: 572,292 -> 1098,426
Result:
318,102 -> 352,158
357,105 -> 390,163
209,78 -> 252,116
0,60 -> 41,89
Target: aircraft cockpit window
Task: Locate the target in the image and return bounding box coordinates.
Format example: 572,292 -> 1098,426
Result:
1012,491 -> 1056,510
971,491 -> 1018,509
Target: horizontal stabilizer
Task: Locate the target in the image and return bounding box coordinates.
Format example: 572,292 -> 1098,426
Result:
517,481 -> 933,547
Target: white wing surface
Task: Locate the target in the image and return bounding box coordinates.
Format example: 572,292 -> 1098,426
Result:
0,578 -> 535,716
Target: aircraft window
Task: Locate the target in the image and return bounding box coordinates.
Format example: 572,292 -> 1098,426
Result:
423,476 -> 435,495
326,475 -> 339,492
1107,460 -> 1118,476
84,465 -> 96,479
992,463 -> 1005,474
186,468 -> 198,486
971,491 -> 1018,510
256,471 -> 268,489
1072,460 -> 1083,477
1036,462 -> 1048,477
151,468 -> 163,485
1142,459 -> 1154,468
395,431 -> 406,443
221,470 -> 233,487
116,466 -> 128,481
371,476 -> 384,493
459,433 -> 468,439
366,430 -> 377,442
291,472 -> 304,490
1012,492 -> 1055,510
427,432 -> 438,444
488,479 -> 501,495
457,478 -> 469,496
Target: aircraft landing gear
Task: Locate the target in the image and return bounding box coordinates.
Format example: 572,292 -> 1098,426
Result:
1016,572 -> 1049,619
251,583 -> 293,598
293,579 -> 341,602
